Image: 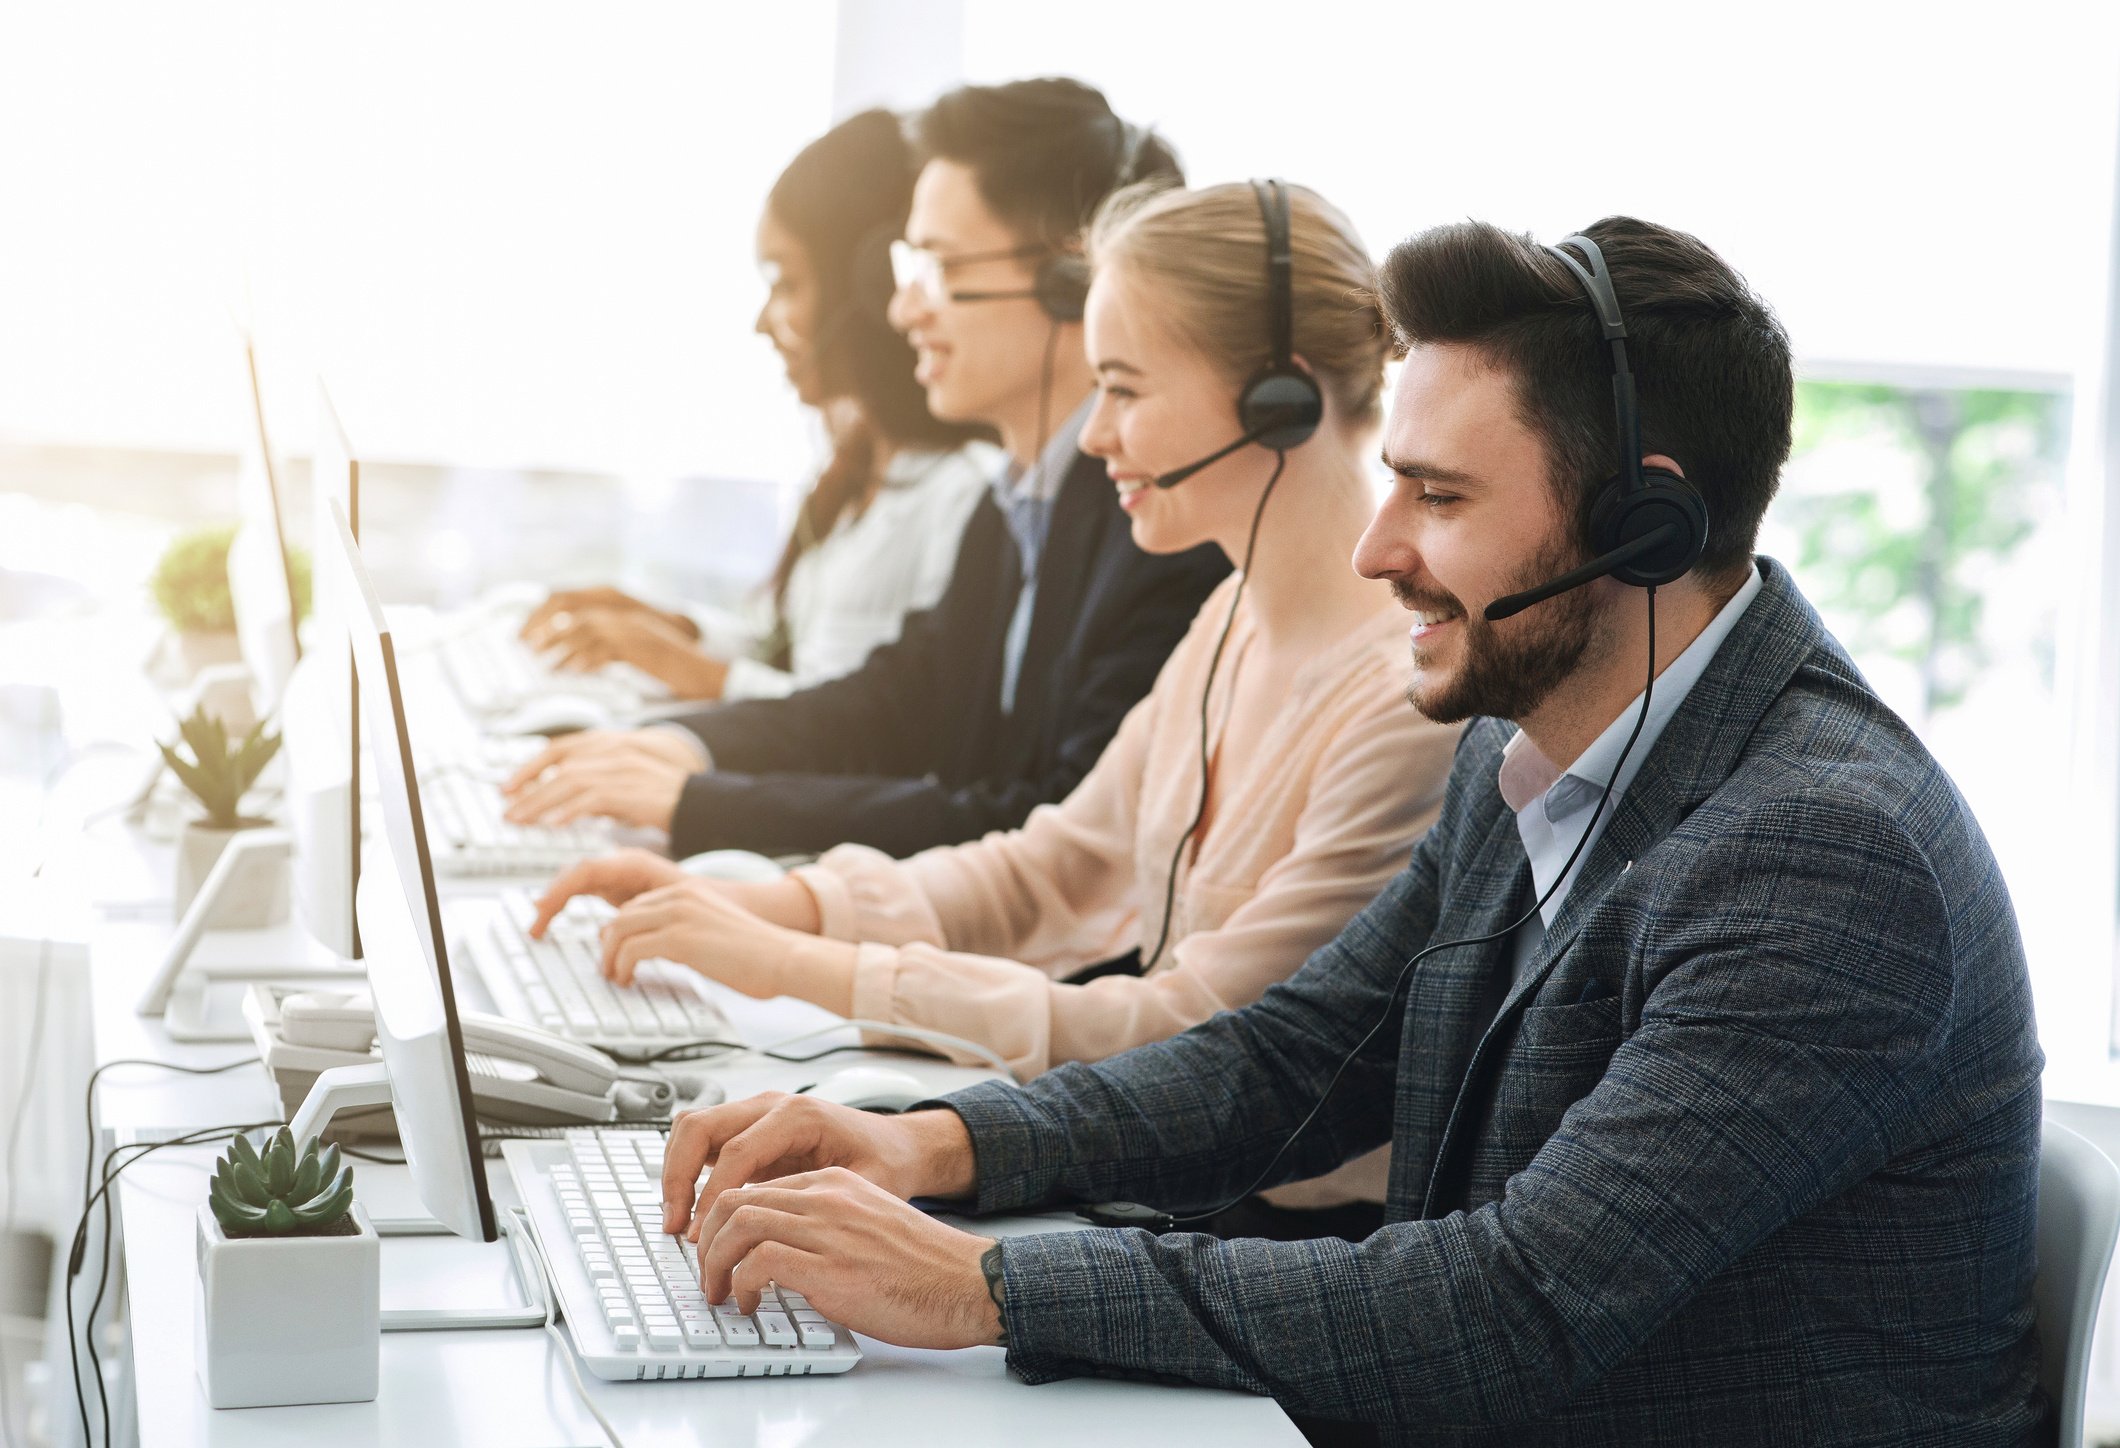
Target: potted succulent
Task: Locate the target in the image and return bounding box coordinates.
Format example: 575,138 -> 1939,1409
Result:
161,704 -> 288,927
149,523 -> 312,683
195,1128 -> 378,1409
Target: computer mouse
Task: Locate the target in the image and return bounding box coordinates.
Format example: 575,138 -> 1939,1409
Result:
492,695 -> 611,737
676,849 -> 787,882
802,1066 -> 931,1114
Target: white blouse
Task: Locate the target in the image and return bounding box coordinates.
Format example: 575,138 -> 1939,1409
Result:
697,443 -> 998,700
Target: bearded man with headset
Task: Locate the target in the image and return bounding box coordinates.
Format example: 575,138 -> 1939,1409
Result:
646,216 -> 2048,1445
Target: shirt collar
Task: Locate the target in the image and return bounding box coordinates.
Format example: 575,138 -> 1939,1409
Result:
1497,561 -> 1766,821
996,395 -> 1092,505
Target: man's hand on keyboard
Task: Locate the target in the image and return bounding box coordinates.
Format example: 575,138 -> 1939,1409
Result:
501,729 -> 694,829
663,1092 -> 979,1237
521,586 -> 698,647
528,849 -> 687,937
694,1166 -> 1003,1351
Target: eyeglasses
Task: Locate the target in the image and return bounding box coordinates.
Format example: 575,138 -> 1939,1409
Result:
888,240 -> 1050,304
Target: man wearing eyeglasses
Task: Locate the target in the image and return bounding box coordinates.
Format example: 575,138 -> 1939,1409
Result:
507,78 -> 1226,863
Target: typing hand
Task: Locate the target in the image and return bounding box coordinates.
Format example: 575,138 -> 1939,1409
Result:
661,1092 -> 977,1239
538,609 -> 730,701
694,1167 -> 1002,1351
594,881 -> 851,1010
501,729 -> 696,830
527,849 -> 686,938
520,586 -> 692,647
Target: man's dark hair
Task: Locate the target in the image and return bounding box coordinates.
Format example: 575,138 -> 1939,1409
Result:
1376,217 -> 1793,585
913,77 -> 1183,247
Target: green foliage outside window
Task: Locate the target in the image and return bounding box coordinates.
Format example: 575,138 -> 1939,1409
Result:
1780,381 -> 2068,720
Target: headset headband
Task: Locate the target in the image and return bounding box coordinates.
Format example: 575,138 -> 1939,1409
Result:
1547,233 -> 1643,493
1253,178 -> 1295,375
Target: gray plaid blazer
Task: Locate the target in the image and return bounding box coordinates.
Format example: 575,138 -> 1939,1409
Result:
942,558 -> 2047,1445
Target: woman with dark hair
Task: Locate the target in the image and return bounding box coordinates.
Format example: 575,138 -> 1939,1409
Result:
521,110 -> 996,701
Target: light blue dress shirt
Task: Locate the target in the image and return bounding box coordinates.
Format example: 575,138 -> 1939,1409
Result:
1502,562 -> 1766,983
992,397 -> 1093,715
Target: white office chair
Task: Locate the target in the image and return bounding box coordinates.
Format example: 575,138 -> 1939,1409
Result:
2037,1117 -> 2120,1447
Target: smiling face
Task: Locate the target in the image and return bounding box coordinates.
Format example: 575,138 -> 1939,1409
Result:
1353,343 -> 1605,724
886,159 -> 1060,435
753,208 -> 826,406
1077,266 -> 1255,554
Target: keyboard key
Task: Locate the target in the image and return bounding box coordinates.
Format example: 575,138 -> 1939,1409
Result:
756,1311 -> 796,1348
798,1321 -> 835,1349
682,1319 -> 723,1348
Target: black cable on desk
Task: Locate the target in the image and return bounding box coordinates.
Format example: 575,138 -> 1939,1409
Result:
67,1118 -> 281,1448
70,1055 -> 259,1448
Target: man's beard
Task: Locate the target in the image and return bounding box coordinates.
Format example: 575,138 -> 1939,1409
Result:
1394,534 -> 1601,725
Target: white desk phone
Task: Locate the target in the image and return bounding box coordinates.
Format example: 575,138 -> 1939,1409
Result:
242,985 -> 712,1137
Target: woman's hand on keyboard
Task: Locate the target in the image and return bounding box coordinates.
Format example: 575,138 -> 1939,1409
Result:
528,849 -> 686,937
663,1091 -> 979,1237
692,1166 -> 1003,1351
593,880 -> 857,1012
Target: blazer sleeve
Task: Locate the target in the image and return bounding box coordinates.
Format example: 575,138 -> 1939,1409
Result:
667,512 -> 1221,860
969,791 -> 1977,1429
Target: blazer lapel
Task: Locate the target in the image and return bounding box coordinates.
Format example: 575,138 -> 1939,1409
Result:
1419,559 -> 1844,1207
1400,732 -> 1533,1206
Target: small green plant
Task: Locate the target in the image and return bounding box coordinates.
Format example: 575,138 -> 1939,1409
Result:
209,1129 -> 356,1238
158,704 -> 280,830
150,522 -> 312,634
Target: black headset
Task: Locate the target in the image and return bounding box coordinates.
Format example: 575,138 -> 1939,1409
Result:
1153,178 -> 1326,488
940,120 -> 1156,324
1483,232 -> 1708,621
1135,178 -> 1323,976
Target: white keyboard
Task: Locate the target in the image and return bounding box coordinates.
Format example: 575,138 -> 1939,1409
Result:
504,1131 -> 860,1380
440,620 -> 649,718
464,890 -> 736,1056
421,768 -> 613,878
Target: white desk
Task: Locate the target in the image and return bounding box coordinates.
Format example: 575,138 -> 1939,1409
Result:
59,818 -> 1301,1448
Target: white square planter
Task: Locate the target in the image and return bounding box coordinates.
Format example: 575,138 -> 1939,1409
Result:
193,1201 -> 380,1409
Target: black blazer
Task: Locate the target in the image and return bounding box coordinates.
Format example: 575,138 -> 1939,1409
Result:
667,448 -> 1228,858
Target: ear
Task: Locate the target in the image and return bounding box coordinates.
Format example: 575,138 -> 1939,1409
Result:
1643,453 -> 1684,478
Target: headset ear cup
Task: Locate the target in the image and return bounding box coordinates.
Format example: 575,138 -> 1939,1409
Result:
1035,254 -> 1090,323
1588,468 -> 1708,588
1237,367 -> 1324,452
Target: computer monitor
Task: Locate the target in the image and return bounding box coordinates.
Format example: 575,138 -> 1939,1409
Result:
319,498 -> 496,1242
282,380 -> 363,961
226,335 -> 303,714
136,361 -> 361,1035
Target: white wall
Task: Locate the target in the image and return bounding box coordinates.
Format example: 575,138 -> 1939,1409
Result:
0,2 -> 840,483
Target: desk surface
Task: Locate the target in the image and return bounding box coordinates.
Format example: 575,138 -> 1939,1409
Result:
68,808 -> 1301,1448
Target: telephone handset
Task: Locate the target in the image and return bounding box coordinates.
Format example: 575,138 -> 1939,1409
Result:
247,986 -> 668,1131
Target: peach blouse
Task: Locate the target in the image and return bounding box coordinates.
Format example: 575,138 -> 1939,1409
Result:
794,574 -> 1460,1204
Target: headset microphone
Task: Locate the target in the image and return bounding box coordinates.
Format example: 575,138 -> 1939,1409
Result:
1483,523 -> 1681,621
1151,409 -> 1299,488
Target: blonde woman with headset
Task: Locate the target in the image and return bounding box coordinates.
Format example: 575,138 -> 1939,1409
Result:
532,179 -> 1459,1239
